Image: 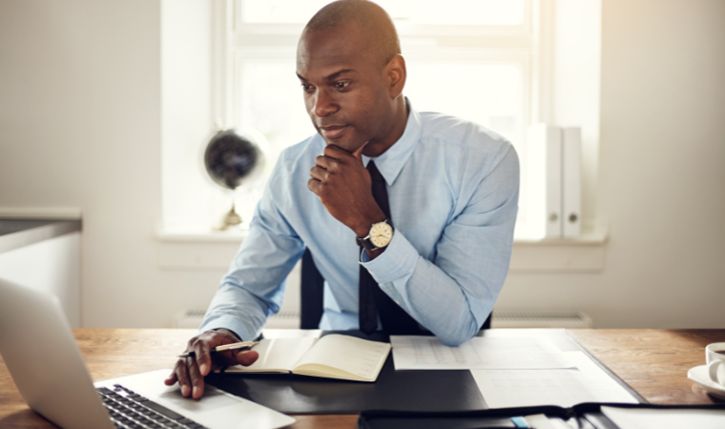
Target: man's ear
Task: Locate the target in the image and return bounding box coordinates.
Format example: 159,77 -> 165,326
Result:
386,54 -> 406,99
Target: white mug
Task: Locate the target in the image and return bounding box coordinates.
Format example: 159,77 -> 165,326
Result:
706,343 -> 725,386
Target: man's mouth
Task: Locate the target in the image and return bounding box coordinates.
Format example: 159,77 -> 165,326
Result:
319,125 -> 348,140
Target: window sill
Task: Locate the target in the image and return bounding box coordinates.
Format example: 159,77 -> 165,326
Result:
510,225 -> 608,273
156,227 -> 250,243
156,224 -> 608,272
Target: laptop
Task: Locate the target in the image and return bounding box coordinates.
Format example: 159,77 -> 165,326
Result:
0,278 -> 295,429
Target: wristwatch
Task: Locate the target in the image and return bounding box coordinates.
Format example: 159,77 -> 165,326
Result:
356,219 -> 394,251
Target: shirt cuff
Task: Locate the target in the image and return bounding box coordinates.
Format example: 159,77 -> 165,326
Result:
359,229 -> 419,285
198,315 -> 256,342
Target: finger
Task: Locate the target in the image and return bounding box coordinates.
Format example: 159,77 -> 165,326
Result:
352,141 -> 369,161
323,144 -> 349,159
315,155 -> 331,169
164,370 -> 178,386
234,350 -> 259,366
309,166 -> 329,181
321,157 -> 340,172
195,329 -> 239,369
187,356 -> 205,399
308,178 -> 321,194
174,360 -> 192,397
192,340 -> 212,376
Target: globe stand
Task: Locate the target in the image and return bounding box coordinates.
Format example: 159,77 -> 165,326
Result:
216,202 -> 242,231
204,127 -> 264,232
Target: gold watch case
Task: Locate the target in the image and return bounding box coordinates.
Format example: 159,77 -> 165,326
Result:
369,221 -> 393,248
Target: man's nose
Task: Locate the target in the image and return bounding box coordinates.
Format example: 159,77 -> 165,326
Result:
312,88 -> 338,118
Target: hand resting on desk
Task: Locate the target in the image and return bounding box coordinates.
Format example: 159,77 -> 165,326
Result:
164,329 -> 259,399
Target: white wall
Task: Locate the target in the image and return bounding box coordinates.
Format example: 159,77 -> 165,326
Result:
160,0 -> 225,232
0,0 -> 723,329
497,0 -> 725,328
0,0 -> 191,328
0,233 -> 81,328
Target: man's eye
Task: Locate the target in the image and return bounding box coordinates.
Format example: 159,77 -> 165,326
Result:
301,83 -> 313,91
334,82 -> 349,89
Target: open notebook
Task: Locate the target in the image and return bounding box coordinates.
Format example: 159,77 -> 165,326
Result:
218,334 -> 390,382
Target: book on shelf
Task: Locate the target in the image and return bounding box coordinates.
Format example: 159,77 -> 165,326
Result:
524,123 -> 563,239
217,334 -> 390,383
562,127 -> 582,238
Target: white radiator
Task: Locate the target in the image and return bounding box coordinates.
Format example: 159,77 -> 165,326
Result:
173,309 -> 206,329
265,311 -> 301,329
173,309 -> 301,330
491,310 -> 592,329
175,309 -> 592,330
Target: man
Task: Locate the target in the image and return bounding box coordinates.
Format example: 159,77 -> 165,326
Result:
166,0 -> 519,399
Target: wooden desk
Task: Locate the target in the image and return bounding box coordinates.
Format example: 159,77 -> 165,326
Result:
1,329 -> 723,428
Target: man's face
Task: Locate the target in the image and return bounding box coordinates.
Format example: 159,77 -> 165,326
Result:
296,25 -> 395,153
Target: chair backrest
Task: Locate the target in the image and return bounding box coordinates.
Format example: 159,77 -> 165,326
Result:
300,248 -> 325,329
299,248 -> 492,330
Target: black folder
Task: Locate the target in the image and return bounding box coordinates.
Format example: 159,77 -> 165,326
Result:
357,403 -> 725,429
205,329 -> 644,415
206,352 -> 484,414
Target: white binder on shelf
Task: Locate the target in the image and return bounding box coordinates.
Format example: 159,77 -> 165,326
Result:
525,123 -> 562,239
562,127 -> 582,238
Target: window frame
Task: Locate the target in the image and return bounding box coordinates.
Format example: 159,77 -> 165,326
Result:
214,0 -> 548,121
212,0 -> 555,235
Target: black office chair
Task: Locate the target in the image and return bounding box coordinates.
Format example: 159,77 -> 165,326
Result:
300,248 -> 326,329
299,248 -> 492,331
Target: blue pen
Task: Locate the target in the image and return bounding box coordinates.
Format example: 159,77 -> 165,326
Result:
511,416 -> 531,428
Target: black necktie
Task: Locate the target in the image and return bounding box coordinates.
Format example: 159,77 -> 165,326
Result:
359,161 -> 421,335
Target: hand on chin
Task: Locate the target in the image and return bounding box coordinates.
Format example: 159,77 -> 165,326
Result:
323,137 -> 367,156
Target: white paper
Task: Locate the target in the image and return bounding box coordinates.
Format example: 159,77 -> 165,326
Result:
390,335 -> 574,370
471,351 -> 640,408
602,406 -> 725,429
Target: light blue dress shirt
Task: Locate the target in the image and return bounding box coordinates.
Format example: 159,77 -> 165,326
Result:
200,102 -> 519,346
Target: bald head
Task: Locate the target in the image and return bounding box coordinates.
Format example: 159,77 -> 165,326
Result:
304,0 -> 400,67
296,0 -> 408,156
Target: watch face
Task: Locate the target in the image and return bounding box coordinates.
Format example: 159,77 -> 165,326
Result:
370,222 -> 393,248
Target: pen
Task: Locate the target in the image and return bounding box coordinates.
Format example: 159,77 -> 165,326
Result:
511,416 -> 531,428
178,341 -> 259,358
471,416 -> 530,429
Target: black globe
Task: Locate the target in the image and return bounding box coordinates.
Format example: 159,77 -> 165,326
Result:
204,129 -> 262,190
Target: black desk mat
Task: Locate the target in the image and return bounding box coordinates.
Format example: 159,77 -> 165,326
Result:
205,331 -> 486,414
204,329 -> 645,415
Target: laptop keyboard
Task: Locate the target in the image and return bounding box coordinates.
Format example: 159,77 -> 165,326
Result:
98,384 -> 208,429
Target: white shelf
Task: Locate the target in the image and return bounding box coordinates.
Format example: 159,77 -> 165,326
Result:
0,207 -> 82,220
513,230 -> 608,246
156,228 -> 249,243
156,223 -> 609,272
156,227 -> 607,246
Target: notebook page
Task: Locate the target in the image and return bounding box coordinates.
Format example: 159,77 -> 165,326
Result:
294,335 -> 390,380
223,337 -> 317,373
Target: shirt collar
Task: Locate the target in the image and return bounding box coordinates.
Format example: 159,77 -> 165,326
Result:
362,98 -> 422,187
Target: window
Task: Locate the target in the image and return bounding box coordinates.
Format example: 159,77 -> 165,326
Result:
213,0 -> 542,230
